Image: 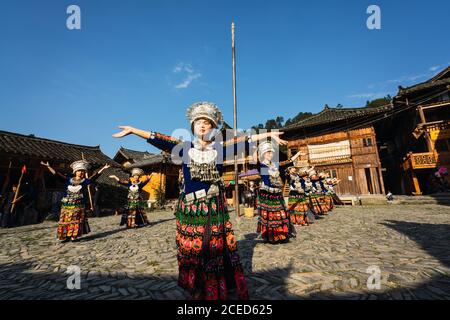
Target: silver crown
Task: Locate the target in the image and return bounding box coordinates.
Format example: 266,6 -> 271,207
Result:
130,168 -> 144,177
186,102 -> 223,128
70,160 -> 91,173
258,141 -> 275,160
318,171 -> 328,178
298,166 -> 311,175
308,169 -> 318,177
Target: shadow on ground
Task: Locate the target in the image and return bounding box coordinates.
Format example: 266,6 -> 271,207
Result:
1,219 -> 450,299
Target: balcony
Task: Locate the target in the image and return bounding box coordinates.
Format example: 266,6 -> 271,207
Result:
403,151 -> 437,170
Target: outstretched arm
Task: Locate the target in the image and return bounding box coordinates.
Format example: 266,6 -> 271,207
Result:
112,126 -> 151,139
280,150 -> 305,167
140,174 -> 153,188
251,131 -> 289,146
88,164 -> 111,182
40,161 -> 67,180
222,131 -> 289,160
108,175 -> 129,186
113,126 -> 182,153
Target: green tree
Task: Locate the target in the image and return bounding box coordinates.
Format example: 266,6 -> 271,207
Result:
365,95 -> 392,108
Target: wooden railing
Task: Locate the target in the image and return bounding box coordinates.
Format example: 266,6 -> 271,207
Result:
403,151 -> 437,170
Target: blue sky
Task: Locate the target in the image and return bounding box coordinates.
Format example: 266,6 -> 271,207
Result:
0,0 -> 449,158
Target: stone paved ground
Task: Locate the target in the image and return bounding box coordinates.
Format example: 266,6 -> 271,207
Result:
1,204 -> 450,300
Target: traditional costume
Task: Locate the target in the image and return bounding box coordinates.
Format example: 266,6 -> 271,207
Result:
256,141 -> 296,244
326,177 -> 343,206
307,169 -> 326,216
146,102 -> 248,300
286,166 -> 311,226
319,172 -> 334,213
55,160 -> 99,241
115,168 -> 150,228
314,172 -> 330,215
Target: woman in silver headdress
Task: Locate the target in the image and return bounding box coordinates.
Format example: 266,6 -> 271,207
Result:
109,168 -> 152,228
41,160 -> 110,241
286,166 -> 312,226
113,101 -> 286,300
256,142 -> 301,244
308,169 -> 328,216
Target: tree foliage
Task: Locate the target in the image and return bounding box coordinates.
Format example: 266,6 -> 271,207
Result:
365,95 -> 392,108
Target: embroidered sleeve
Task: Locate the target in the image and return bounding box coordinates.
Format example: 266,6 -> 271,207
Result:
279,158 -> 294,168
139,178 -> 151,189
146,131 -> 182,153
222,133 -> 252,159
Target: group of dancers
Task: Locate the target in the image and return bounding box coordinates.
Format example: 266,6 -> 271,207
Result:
255,142 -> 341,244
39,161 -> 152,241
41,101 -> 341,300
286,165 -> 341,226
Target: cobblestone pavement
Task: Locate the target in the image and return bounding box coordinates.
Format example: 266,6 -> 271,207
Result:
1,204 -> 450,300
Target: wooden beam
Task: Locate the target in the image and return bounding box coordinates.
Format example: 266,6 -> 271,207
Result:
411,169 -> 422,195
420,101 -> 450,110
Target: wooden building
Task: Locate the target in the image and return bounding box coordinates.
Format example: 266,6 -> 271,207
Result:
222,144 -> 256,206
124,152 -> 181,204
113,147 -> 153,168
0,130 -> 128,224
283,105 -> 392,196
389,66 -> 450,195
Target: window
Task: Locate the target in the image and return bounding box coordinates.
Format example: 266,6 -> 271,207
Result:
329,169 -> 338,179
290,148 -> 298,157
363,137 -> 373,147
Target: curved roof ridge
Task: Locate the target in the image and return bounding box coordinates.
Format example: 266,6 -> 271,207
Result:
0,130 -> 101,150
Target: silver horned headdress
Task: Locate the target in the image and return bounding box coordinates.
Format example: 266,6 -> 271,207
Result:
130,168 -> 145,177
70,160 -> 91,173
258,141 -> 275,161
186,102 -> 223,129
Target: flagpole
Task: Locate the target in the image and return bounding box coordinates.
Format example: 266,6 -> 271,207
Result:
232,22 -> 240,217
10,165 -> 26,214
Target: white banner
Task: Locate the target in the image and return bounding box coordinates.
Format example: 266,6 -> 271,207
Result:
307,140 -> 351,163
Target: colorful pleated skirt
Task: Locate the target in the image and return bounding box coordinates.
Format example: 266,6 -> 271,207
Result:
57,202 -> 90,241
308,194 -> 325,216
121,200 -> 149,228
257,189 -> 293,244
324,194 -> 334,212
175,192 -> 248,300
287,191 -> 309,226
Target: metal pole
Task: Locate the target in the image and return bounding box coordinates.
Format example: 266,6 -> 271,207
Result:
232,22 -> 240,217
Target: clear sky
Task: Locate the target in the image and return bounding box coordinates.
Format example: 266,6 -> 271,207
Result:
0,0 -> 449,158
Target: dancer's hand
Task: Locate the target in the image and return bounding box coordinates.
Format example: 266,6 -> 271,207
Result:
113,126 -> 135,138
99,163 -> 111,173
40,161 -> 50,167
269,132 -> 288,146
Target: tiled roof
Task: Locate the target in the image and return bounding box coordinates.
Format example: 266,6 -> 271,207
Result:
0,130 -> 118,167
397,66 -> 450,96
115,147 -> 153,162
283,105 -> 392,131
126,153 -> 177,169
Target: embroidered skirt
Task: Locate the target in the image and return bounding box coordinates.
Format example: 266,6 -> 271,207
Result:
287,191 -> 309,226
121,200 -> 149,228
308,194 -> 327,216
324,194 -> 334,212
175,192 -> 248,300
57,203 -> 90,241
257,189 -> 293,244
